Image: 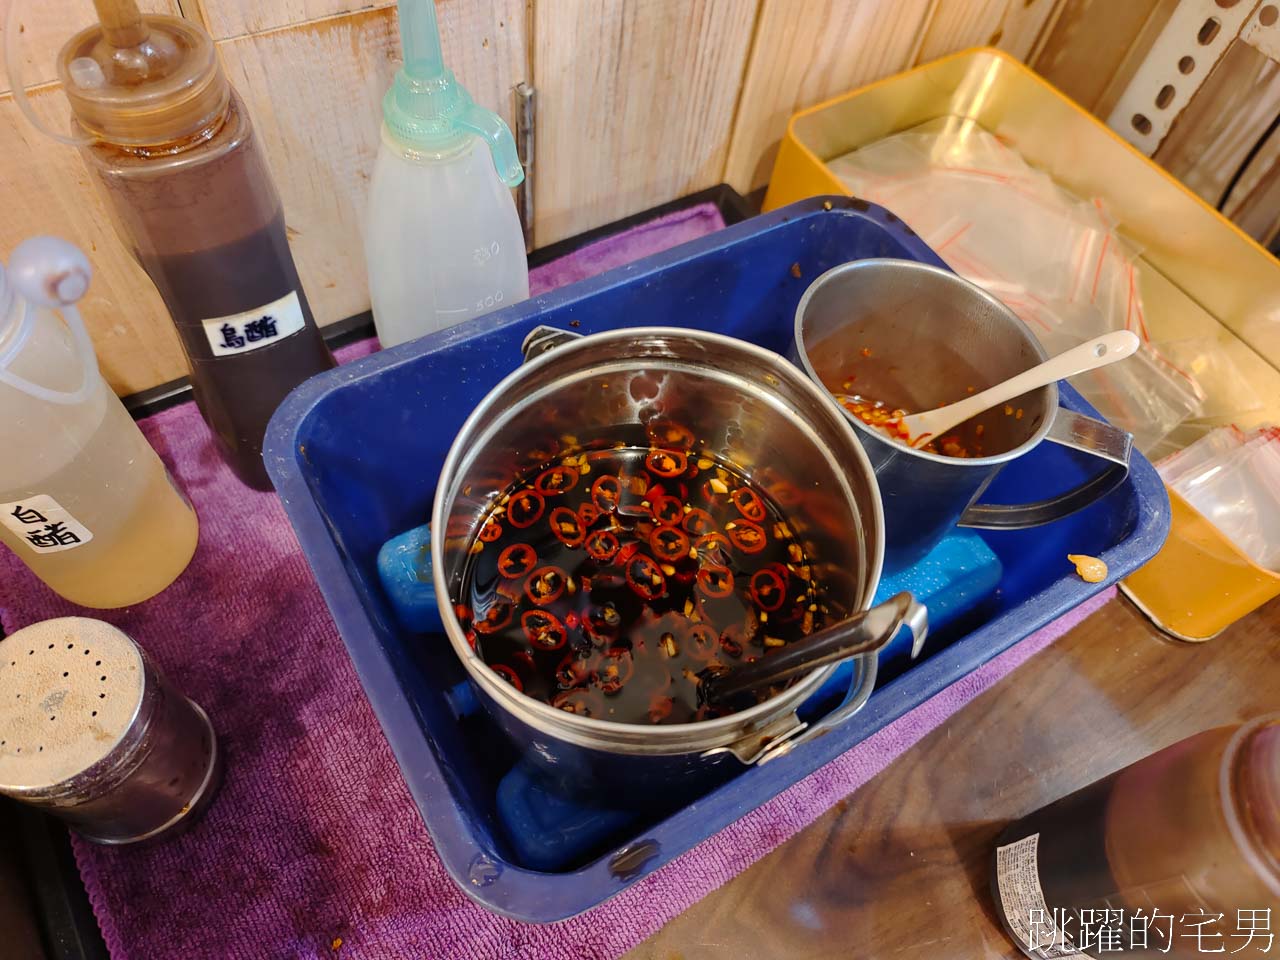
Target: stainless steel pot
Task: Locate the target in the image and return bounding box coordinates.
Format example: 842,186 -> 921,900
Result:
791,260 -> 1133,570
431,327 -> 924,783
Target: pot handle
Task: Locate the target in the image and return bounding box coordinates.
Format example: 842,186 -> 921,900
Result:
957,408 -> 1132,529
707,594 -> 928,767
522,325 -> 584,362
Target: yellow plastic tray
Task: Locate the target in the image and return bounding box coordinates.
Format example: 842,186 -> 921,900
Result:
764,47 -> 1280,641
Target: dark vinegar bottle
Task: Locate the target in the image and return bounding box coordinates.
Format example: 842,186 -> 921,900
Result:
57,0 -> 335,488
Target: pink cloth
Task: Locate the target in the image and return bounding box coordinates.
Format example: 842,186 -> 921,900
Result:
0,200 -> 1117,958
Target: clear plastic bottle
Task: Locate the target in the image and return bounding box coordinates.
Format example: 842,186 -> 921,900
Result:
992,715 -> 1280,959
0,237 -> 198,608
50,0 -> 335,489
365,0 -> 528,348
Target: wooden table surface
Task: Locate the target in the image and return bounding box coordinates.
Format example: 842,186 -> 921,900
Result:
626,594 -> 1280,960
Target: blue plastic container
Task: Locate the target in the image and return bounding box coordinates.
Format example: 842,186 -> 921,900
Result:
265,197 -> 1170,922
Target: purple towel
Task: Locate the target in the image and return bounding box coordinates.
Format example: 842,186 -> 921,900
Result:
0,200 -> 1116,959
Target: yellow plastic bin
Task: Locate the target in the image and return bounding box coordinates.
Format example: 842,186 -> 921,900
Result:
763,47 -> 1280,640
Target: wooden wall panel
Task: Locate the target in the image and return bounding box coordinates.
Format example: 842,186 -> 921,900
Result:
532,0 -> 758,245
1154,40 -> 1280,214
0,0 -> 179,94
186,0 -> 389,40
1032,0 -> 1174,113
915,0 -> 1062,64
722,0 -> 937,195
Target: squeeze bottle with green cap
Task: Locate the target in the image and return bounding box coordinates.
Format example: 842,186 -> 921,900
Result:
366,0 -> 528,348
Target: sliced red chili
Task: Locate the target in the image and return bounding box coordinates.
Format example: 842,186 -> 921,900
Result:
695,532 -> 731,559
615,541 -> 641,568
687,623 -> 719,660
626,554 -> 666,600
645,449 -> 688,478
552,688 -> 601,716
522,610 -> 567,650
598,647 -> 635,695
719,625 -> 745,658
696,563 -> 734,598
465,629 -> 477,650
535,464 -> 580,495
591,475 -> 621,512
731,487 -> 767,523
584,529 -> 620,562
474,601 -> 513,634
650,494 -> 684,526
498,543 -> 536,578
682,508 -> 714,537
577,502 -> 601,529
583,601 -> 622,642
495,577 -> 524,603
478,521 -> 502,542
768,481 -> 802,507
549,507 -> 584,547
491,663 -> 523,691
750,567 -> 786,612
647,695 -> 674,723
647,419 -> 696,449
727,521 -> 766,554
507,489 -> 545,528
555,653 -> 591,689
620,471 -> 650,500
650,526 -> 690,563
524,566 -> 567,606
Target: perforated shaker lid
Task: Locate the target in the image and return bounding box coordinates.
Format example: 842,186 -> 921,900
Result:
0,618 -> 143,792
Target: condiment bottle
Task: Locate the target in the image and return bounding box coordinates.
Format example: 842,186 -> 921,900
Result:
992,715 -> 1280,959
52,0 -> 335,489
0,617 -> 220,844
365,0 -> 528,348
0,237 -> 198,608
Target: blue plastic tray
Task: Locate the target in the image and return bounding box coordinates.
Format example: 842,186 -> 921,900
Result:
265,197 -> 1170,923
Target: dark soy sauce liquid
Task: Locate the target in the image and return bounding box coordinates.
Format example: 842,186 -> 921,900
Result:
459,446 -> 823,725
137,211 -> 335,489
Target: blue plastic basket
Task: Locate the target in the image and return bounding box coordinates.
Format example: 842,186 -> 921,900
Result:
265,197 -> 1170,922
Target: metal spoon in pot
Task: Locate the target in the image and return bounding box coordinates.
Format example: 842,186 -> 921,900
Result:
700,592 -> 927,708
849,330 -> 1140,450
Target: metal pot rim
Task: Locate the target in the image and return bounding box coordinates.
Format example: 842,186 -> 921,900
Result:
431,326 -> 885,751
793,258 -> 1057,467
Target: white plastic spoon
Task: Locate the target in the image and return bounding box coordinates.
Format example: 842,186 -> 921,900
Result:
888,330 -> 1140,449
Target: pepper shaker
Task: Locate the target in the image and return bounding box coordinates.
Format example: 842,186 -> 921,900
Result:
0,617 -> 220,844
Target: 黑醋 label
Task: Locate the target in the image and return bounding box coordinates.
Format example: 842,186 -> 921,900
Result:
201,290 -> 306,357
1,495 -> 94,554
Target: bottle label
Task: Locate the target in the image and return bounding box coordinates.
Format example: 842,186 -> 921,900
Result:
1,495 -> 94,554
996,834 -> 1097,959
201,291 -> 307,357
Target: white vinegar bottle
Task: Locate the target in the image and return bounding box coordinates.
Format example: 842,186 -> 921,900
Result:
0,237 -> 198,608
366,0 -> 528,349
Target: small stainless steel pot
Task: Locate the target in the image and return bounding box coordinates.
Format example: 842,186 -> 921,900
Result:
792,259 -> 1133,570
431,327 -> 925,785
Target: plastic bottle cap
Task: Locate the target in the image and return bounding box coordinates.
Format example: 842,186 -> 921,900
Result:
382,0 -> 524,187
55,0 -> 230,147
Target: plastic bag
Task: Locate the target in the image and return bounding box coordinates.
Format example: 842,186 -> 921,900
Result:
829,123 -> 1214,452
1158,425 -> 1280,571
